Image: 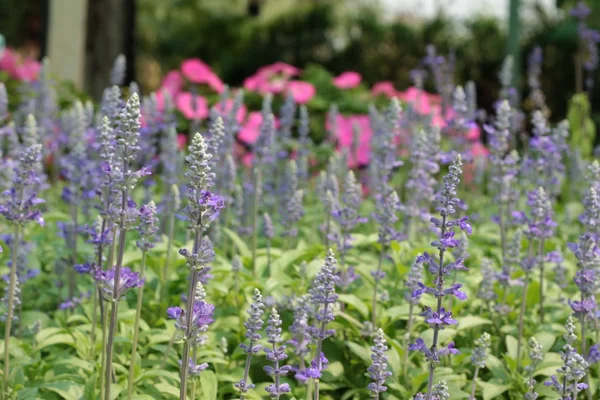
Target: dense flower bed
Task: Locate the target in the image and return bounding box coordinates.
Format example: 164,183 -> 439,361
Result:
0,2 -> 599,399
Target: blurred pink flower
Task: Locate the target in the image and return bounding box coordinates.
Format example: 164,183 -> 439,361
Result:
287,81 -> 316,104
333,71 -> 361,89
215,98 -> 248,123
175,92 -> 209,120
161,70 -> 183,97
470,141 -> 489,157
177,134 -> 188,150
244,62 -> 300,94
180,58 -> 224,93
257,62 -> 300,78
238,112 -> 263,144
15,59 -> 41,82
371,81 -> 397,97
466,122 -> 481,141
0,47 -> 41,82
334,114 -> 372,168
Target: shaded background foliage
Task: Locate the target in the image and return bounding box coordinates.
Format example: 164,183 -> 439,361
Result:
1,0 -> 600,121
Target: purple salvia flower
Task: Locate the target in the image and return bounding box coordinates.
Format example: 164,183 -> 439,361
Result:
136,201 -> 158,251
330,170 -> 366,286
367,328 -> 392,399
405,128 -> 440,230
264,308 -> 292,399
410,155 -> 468,397
0,143 -> 45,226
263,213 -> 275,240
99,85 -> 122,127
288,294 -> 311,381
430,380 -> 450,400
297,105 -> 312,182
95,267 -> 143,301
469,332 -> 491,399
544,317 -> 589,398
527,47 -> 546,110
278,93 -> 296,155
236,288 -> 265,396
476,258 -> 497,303
281,160 -> 303,237
524,337 -> 544,399
307,250 -> 338,392
110,54 -> 126,86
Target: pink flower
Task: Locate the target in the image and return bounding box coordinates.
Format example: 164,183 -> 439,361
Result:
334,114 -> 372,168
466,122 -> 481,141
238,112 -> 263,144
15,59 -> 41,82
161,70 -> 183,97
177,134 -> 188,150
175,92 -> 209,120
0,48 -> 41,82
181,58 -> 211,82
287,81 -> 316,104
180,58 -> 224,93
371,81 -> 397,97
470,141 -> 489,158
243,62 -> 301,94
214,98 -> 247,123
0,48 -> 18,76
333,71 -> 361,89
257,62 -> 300,78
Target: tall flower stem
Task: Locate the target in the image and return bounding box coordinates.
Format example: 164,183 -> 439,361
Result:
2,224 -> 21,399
425,213 -> 447,400
403,303 -> 414,374
90,288 -> 98,359
313,302 -> 331,400
538,239 -> 546,324
162,210 -> 176,304
190,346 -> 198,399
469,366 -> 480,400
371,246 -> 385,326
104,183 -> 129,400
69,206 -> 78,301
179,209 -> 203,400
127,251 -> 147,399
517,245 -> 533,370
251,168 -> 259,277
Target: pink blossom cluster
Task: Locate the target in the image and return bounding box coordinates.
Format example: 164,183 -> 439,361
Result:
0,47 -> 41,82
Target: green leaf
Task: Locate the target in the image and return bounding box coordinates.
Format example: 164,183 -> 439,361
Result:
505,335 -> 518,360
479,381 -> 511,400
200,370 -> 218,400
337,294 -> 369,319
37,333 -> 75,350
41,380 -> 84,400
154,382 -> 180,398
346,342 -> 371,364
223,228 -> 251,259
83,372 -> 98,399
457,316 -> 491,332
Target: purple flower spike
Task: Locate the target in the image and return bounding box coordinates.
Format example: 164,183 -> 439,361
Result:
95,267 -> 144,301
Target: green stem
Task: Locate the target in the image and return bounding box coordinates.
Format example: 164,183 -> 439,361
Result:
162,211 -> 175,305
90,287 -> 98,359
68,206 -> 78,301
538,239 -> 545,324
127,251 -> 147,399
371,246 -> 385,326
99,300 -> 109,399
190,347 -> 198,400
179,216 -> 203,400
251,169 -> 260,277
470,367 -> 480,400
2,224 -> 21,399
104,182 -> 129,400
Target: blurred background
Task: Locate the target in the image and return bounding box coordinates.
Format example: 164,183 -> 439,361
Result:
0,0 -> 598,123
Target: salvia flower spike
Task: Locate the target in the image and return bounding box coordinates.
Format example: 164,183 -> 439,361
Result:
409,155 -> 469,400
236,288 -> 265,398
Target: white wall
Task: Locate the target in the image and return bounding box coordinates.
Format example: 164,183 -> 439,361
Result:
382,0 -> 557,21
